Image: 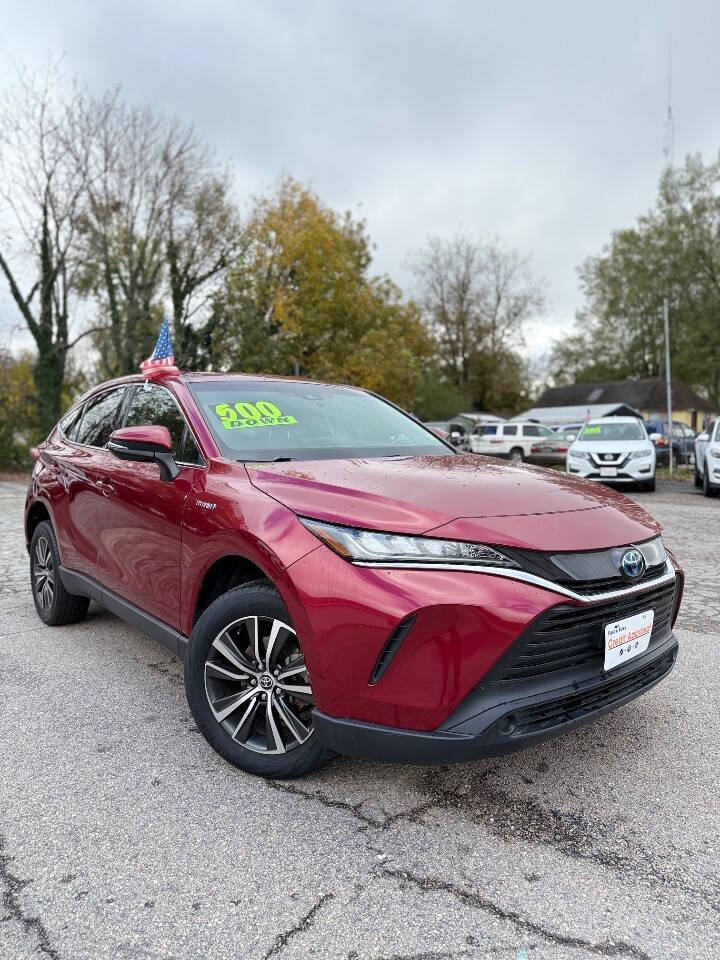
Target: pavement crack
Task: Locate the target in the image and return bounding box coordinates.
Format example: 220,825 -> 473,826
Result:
421,772 -> 719,911
381,867 -> 650,960
0,832 -> 60,959
262,892 -> 334,958
266,780 -> 383,829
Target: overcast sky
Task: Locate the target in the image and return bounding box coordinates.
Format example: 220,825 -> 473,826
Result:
2,0 -> 720,361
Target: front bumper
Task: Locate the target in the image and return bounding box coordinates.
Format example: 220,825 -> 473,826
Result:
314,633 -> 678,763
567,459 -> 655,483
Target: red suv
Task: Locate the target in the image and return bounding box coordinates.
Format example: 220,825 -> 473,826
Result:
25,372 -> 683,778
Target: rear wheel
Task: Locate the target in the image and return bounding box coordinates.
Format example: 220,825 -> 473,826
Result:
509,447 -> 524,463
184,581 -> 333,778
30,521 -> 90,626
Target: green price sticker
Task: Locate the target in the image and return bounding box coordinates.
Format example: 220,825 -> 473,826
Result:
214,400 -> 298,430
583,426 -> 602,435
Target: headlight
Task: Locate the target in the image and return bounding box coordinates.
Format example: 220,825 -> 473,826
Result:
628,449 -> 652,460
299,518 -> 520,568
569,450 -> 590,460
710,449 -> 720,460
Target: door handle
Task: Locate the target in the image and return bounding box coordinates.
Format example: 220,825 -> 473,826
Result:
97,478 -> 115,496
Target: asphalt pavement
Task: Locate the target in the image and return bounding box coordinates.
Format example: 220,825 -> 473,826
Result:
1,477 -> 718,960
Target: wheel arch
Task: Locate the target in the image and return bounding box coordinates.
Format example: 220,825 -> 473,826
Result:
25,499 -> 52,548
192,554 -> 272,627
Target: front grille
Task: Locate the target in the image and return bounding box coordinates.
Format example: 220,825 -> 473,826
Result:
490,581 -> 677,682
554,562 -> 667,594
506,649 -> 676,738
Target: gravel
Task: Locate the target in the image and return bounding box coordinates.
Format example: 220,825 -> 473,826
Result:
1,477 -> 718,960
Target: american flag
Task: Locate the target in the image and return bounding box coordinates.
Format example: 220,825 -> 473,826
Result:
141,317 -> 175,372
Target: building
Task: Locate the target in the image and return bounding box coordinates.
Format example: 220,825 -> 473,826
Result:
523,378 -> 715,431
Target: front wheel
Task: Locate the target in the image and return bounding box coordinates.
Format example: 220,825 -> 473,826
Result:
184,581 -> 333,778
703,461 -> 718,498
694,467 -> 703,488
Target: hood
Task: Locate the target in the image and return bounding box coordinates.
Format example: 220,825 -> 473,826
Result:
246,455 -> 661,552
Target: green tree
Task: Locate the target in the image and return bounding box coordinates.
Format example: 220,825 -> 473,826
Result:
211,178 -> 431,409
551,153 -> 720,406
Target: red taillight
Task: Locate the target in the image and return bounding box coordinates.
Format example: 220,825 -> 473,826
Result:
557,445 -> 568,452
655,437 -> 667,446
530,445 -> 539,453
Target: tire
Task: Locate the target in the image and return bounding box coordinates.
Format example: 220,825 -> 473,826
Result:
644,478 -> 656,492
703,460 -> 718,498
509,447 -> 524,463
184,580 -> 333,779
29,520 -> 90,626
694,467 -> 703,488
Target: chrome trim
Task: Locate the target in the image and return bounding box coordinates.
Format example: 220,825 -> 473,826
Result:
352,558 -> 676,604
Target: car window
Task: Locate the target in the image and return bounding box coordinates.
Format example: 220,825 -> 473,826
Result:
125,385 -> 202,464
60,405 -> 84,441
479,424 -> 497,435
523,425 -> 540,437
502,425 -> 517,436
74,388 -> 127,448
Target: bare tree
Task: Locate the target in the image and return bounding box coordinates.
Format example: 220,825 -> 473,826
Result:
409,232 -> 545,410
72,96 -> 242,375
0,65 -> 100,432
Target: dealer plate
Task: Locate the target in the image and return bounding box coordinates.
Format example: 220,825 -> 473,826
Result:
604,609 -> 654,671
600,466 -> 617,477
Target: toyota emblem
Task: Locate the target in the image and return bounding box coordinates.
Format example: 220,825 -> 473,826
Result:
620,548 -> 646,579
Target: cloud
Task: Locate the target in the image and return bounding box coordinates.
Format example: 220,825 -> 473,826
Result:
2,0 -> 719,359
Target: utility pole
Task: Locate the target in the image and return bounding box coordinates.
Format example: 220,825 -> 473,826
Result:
664,297 -> 673,476
663,36 -> 674,477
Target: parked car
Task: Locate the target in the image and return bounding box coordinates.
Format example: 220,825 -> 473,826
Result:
553,424 -> 583,440
567,417 -> 656,491
644,419 -> 696,467
425,419 -> 471,451
694,418 -> 720,496
26,372 -> 682,778
528,433 -> 572,466
470,421 -> 556,462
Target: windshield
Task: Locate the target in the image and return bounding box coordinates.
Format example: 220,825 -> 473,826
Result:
188,380 -> 451,461
579,421 -> 646,442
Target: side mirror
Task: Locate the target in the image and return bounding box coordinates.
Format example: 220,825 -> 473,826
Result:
649,433 -> 662,442
429,426 -> 450,441
697,433 -> 709,443
450,430 -> 462,440
107,425 -> 180,482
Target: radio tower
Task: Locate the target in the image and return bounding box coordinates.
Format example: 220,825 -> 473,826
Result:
662,35 -> 674,473
663,37 -> 674,168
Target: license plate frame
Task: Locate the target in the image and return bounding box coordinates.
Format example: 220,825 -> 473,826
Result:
604,609 -> 654,671
600,466 -> 617,477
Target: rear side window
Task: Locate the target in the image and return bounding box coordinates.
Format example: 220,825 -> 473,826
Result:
523,425 -> 540,437
74,389 -> 127,448
125,385 -> 202,465
502,425 -> 517,436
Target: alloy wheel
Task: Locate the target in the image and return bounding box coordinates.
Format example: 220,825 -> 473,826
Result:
203,616 -> 314,754
33,536 -> 55,611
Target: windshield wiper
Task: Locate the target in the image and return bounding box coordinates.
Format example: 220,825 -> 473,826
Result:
237,456 -> 299,463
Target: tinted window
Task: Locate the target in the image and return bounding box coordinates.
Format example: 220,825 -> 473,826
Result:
75,389 -> 127,448
524,425 -> 541,437
502,425 -> 517,436
479,424 -> 497,436
125,385 -> 202,464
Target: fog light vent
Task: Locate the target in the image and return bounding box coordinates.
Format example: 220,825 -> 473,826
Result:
369,615 -> 416,685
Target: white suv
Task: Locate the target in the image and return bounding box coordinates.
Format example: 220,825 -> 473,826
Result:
566,417 -> 657,491
470,422 -> 555,462
694,418 -> 720,497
